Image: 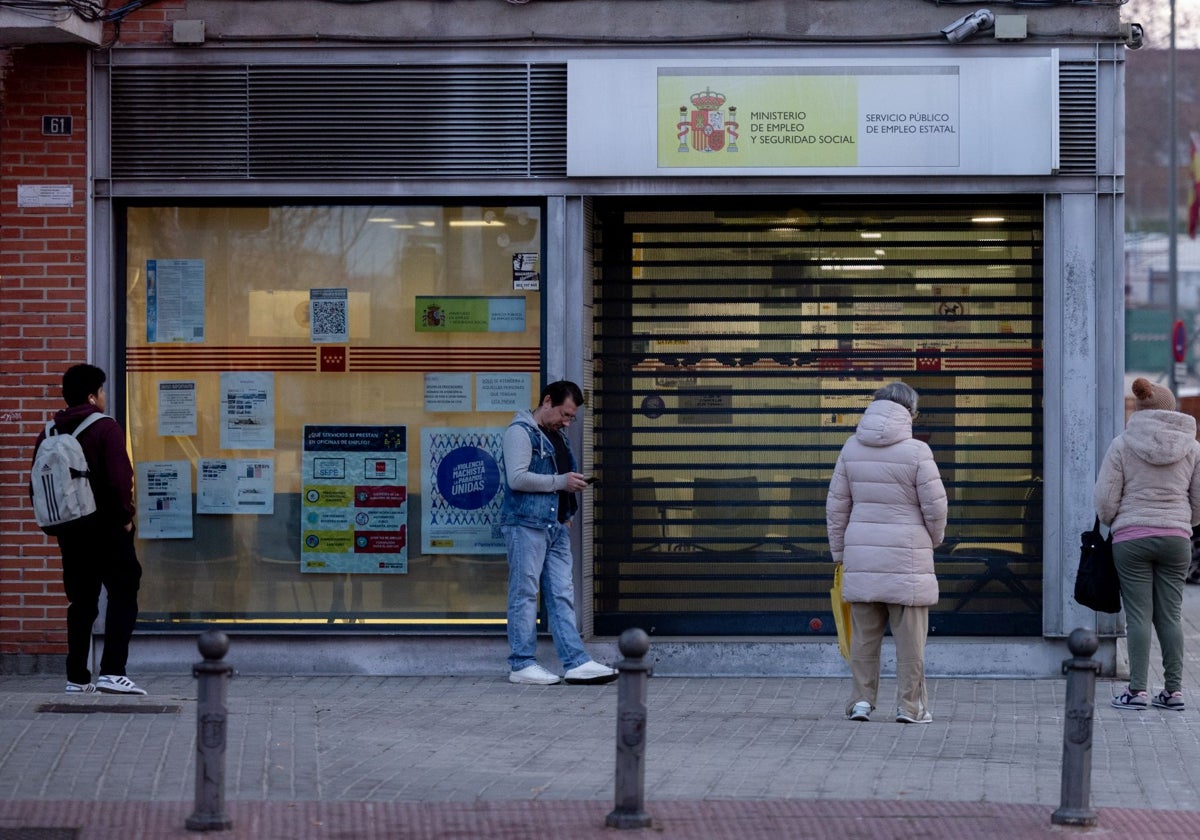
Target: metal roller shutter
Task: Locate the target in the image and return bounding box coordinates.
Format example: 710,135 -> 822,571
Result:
592,197 -> 1044,637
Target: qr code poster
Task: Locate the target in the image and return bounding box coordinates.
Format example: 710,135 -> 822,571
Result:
310,288 -> 349,343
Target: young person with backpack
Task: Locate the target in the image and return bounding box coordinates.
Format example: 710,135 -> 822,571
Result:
30,364 -> 146,695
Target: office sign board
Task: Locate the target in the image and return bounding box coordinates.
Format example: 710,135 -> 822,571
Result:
568,55 -> 1057,177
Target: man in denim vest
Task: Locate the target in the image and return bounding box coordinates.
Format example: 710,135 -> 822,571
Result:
500,380 -> 617,685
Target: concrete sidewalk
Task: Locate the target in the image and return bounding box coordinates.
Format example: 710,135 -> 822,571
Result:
3,799 -> 1200,839
5,592 -> 1200,838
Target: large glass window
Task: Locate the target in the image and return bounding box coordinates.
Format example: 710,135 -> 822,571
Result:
592,198 -> 1043,636
123,203 -> 543,629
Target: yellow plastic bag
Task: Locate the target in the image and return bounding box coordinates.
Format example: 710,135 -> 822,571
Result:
831,564 -> 852,662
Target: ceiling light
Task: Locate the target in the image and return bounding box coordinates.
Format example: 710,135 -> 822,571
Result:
972,216 -> 1006,223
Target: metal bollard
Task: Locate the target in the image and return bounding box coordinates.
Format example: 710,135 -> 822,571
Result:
186,630 -> 234,832
1051,627 -> 1100,828
606,627 -> 653,830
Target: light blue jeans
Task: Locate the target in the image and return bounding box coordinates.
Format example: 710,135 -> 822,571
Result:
503,522 -> 589,672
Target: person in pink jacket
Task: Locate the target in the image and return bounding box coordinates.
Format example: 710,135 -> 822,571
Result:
826,382 -> 947,724
1095,377 -> 1200,711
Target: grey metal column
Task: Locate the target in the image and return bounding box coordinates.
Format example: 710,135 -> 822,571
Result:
606,628 -> 653,829
186,630 -> 234,832
1052,628 -> 1100,827
1169,0 -> 1180,395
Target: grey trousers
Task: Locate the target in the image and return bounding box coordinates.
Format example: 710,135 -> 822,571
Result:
845,602 -> 930,719
1113,535 -> 1190,694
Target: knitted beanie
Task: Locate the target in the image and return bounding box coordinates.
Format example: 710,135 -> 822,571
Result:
1132,377 -> 1176,411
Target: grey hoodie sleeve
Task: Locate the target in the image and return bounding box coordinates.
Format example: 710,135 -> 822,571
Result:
1093,438 -> 1124,527
1189,443 -> 1200,526
502,424 -> 566,493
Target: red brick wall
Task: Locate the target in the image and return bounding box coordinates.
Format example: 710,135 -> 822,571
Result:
0,45 -> 92,670
0,9 -> 178,671
109,0 -> 187,44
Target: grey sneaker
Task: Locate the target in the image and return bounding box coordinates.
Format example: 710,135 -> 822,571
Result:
95,675 -> 147,695
849,701 -> 871,721
896,708 -> 933,724
1151,689 -> 1184,711
1111,688 -> 1148,710
564,660 -> 619,685
509,664 -> 562,685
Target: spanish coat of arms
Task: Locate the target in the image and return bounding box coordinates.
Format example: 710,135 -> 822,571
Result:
676,88 -> 739,153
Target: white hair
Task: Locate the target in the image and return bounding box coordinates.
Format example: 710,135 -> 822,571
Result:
872,381 -> 919,418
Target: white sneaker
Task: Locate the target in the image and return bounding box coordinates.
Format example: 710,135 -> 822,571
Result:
563,660 -> 619,685
849,701 -> 871,721
896,708 -> 933,724
65,681 -> 95,694
95,675 -> 147,695
509,664 -> 562,685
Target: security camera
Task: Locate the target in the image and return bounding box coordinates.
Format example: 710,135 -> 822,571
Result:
942,9 -> 995,43
1121,22 -> 1145,50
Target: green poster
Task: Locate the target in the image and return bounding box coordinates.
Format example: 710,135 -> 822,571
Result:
415,296 -> 526,333
658,71 -> 858,168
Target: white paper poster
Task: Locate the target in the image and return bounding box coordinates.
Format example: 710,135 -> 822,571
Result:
424,372 -> 473,412
197,458 -> 275,514
219,371 -> 275,450
476,373 -> 531,413
157,380 -> 197,436
146,258 -> 206,343
136,460 -> 192,539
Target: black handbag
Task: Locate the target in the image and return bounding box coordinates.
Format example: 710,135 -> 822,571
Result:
1074,517 -> 1121,613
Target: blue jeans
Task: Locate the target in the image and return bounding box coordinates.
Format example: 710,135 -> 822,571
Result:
503,522 -> 589,671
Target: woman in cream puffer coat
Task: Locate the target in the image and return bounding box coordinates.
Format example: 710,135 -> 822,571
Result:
827,381 -> 947,724
1094,377 -> 1200,712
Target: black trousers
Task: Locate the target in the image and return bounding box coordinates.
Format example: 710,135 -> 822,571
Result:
57,523 -> 142,684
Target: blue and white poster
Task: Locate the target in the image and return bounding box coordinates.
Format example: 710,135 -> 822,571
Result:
421,427 -> 506,555
146,258 -> 205,343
